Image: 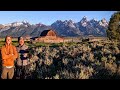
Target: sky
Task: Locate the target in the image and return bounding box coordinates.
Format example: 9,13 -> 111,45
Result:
0,11 -> 115,25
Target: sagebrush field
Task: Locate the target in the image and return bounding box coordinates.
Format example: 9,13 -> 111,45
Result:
0,38 -> 120,79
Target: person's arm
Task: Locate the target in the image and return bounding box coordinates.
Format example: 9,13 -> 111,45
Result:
23,46 -> 29,58
1,47 -> 13,60
12,46 -> 18,60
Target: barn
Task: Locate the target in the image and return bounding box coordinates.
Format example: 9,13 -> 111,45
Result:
35,29 -> 64,43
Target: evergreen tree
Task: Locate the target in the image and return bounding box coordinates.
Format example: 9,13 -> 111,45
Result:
106,11 -> 120,41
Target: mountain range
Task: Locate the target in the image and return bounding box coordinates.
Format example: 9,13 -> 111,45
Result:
0,16 -> 108,37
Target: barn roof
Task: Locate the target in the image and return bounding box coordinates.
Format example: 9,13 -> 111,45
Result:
40,30 -> 57,36
40,30 -> 50,36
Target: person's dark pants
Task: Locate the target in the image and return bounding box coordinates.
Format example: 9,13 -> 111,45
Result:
16,66 -> 22,79
16,65 -> 29,79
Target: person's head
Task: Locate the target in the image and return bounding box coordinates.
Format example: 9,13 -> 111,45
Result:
5,36 -> 12,45
18,37 -> 25,46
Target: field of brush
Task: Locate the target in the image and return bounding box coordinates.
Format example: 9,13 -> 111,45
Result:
0,37 -> 120,79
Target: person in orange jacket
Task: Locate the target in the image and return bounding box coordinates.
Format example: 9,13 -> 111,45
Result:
1,36 -> 18,79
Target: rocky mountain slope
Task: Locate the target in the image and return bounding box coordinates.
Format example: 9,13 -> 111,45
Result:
0,17 -> 108,37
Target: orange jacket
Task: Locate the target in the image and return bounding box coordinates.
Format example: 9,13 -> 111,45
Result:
1,44 -> 18,66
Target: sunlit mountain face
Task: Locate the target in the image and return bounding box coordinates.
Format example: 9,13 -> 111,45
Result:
0,17 -> 108,37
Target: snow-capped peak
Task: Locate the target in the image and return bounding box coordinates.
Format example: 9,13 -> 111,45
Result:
98,18 -> 108,27
101,18 -> 107,23
69,19 -> 75,23
80,16 -> 88,23
22,20 -> 29,23
92,18 -> 98,22
36,23 -> 46,26
83,16 -> 87,19
79,16 -> 89,27
3,21 -> 31,27
12,22 -> 23,27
